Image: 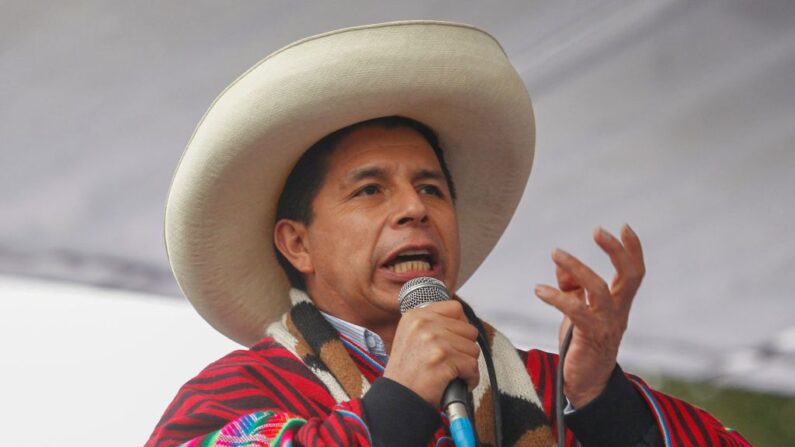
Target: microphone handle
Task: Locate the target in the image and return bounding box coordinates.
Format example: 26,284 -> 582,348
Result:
443,377 -> 469,408
443,378 -> 477,447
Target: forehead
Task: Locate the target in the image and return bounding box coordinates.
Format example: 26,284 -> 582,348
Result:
325,126 -> 441,178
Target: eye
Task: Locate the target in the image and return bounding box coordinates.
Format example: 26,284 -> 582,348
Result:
418,184 -> 444,197
355,184 -> 381,197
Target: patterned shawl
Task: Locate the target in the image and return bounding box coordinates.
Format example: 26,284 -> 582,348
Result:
266,289 -> 555,446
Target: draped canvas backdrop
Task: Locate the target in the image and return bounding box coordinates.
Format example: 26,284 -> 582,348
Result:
1,2 -> 794,443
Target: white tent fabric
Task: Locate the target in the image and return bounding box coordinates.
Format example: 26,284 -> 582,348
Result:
1,0 -> 794,417
0,275 -> 239,446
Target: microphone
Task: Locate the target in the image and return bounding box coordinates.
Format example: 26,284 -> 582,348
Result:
399,277 -> 477,447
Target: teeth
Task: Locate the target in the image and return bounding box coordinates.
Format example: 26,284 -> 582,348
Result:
388,260 -> 431,273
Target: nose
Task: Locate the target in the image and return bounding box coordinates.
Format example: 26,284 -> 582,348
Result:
392,187 -> 429,227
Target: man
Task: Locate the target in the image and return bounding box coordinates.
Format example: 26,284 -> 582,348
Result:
147,22 -> 749,446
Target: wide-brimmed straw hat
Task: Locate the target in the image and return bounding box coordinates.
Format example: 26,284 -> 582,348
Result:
165,20 -> 535,346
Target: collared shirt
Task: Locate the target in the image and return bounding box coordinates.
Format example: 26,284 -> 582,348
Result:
320,311 -> 389,365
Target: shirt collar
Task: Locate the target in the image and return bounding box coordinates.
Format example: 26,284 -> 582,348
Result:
319,311 -> 389,364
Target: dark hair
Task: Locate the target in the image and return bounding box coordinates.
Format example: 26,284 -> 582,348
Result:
274,115 -> 456,290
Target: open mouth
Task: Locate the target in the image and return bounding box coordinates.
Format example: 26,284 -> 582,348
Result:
383,249 -> 436,274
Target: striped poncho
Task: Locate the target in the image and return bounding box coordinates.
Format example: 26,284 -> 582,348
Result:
146,293 -> 750,447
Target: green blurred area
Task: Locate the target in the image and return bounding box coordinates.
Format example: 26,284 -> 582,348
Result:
646,375 -> 795,446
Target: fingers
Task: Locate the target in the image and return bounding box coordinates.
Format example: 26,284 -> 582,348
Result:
418,318 -> 480,356
594,224 -> 644,277
551,248 -> 610,308
403,303 -> 480,358
593,226 -> 634,281
443,319 -> 480,344
407,301 -> 478,340
456,357 -> 481,390
535,284 -> 590,327
551,225 -> 645,308
423,300 -> 466,319
444,335 -> 481,390
621,224 -> 645,275
593,225 -> 645,297
555,265 -> 580,292
415,312 -> 480,389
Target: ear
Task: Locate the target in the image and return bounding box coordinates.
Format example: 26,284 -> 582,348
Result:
273,219 -> 314,275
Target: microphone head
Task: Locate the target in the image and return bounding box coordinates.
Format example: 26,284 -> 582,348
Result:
398,277 -> 450,313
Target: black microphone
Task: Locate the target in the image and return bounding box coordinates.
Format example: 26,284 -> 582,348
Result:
398,277 -> 477,447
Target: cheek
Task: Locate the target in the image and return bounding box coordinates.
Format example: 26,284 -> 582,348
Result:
312,214 -> 379,274
436,205 -> 459,239
439,211 -> 461,275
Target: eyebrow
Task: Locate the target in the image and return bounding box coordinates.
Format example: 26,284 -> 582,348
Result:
346,166 -> 444,184
347,166 -> 388,183
412,169 -> 444,183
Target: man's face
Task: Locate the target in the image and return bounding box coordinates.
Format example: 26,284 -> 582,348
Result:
303,126 -> 460,326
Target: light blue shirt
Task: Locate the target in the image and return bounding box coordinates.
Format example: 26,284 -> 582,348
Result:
320,311 -> 389,365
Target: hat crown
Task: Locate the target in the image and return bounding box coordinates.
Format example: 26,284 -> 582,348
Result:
166,21 -> 534,346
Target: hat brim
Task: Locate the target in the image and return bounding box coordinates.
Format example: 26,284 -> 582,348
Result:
165,21 -> 535,346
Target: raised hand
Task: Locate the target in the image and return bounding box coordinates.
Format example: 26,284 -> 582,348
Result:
534,224 -> 645,407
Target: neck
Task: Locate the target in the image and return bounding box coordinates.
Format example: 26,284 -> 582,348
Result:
305,289 -> 401,353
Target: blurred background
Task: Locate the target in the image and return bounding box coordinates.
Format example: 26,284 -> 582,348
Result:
1,1 -> 794,445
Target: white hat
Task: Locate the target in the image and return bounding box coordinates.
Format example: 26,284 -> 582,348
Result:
165,20 -> 535,346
